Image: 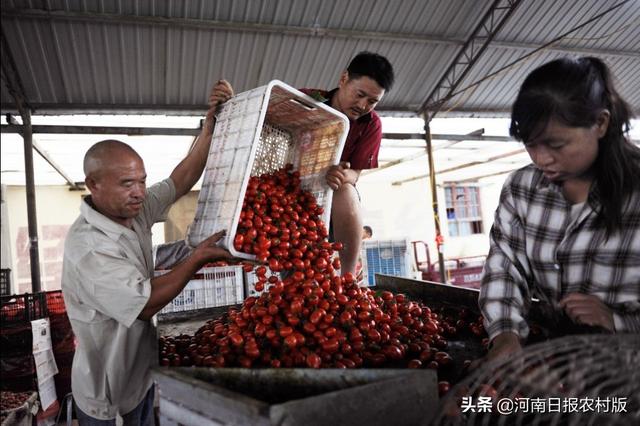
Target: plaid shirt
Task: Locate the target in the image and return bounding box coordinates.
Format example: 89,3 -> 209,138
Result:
479,164 -> 640,340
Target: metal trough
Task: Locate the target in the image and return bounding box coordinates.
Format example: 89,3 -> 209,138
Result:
153,367 -> 438,426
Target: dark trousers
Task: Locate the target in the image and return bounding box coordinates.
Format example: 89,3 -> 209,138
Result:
75,385 -> 155,426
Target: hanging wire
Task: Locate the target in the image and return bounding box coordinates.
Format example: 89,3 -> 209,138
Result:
561,19 -> 637,42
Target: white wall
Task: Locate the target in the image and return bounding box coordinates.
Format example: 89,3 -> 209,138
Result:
358,172 -> 509,268
358,178 -> 433,241
1,186 -> 11,268
3,185 -> 166,294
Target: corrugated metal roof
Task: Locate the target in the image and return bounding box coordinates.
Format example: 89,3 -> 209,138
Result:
1,0 -> 638,116
438,0 -> 640,113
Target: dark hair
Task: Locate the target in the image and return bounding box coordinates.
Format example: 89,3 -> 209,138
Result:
347,51 -> 394,91
363,225 -> 373,237
509,56 -> 639,235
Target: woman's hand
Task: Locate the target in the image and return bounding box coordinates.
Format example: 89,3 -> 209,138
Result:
559,293 -> 615,331
486,331 -> 522,363
468,331 -> 522,372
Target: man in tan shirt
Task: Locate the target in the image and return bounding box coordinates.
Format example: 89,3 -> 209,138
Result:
62,80 -> 233,425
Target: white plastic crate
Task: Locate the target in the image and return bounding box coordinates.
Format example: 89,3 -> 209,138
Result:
361,240 -> 414,287
157,266 -> 244,314
187,80 -> 349,259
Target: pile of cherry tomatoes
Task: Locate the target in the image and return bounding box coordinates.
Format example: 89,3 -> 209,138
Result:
0,391 -> 33,412
160,165 -> 487,396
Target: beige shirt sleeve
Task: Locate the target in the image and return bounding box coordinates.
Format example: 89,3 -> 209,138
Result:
138,178 -> 176,229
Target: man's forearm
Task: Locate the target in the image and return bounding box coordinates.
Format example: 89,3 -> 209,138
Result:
170,125 -> 214,198
139,253 -> 205,320
184,125 -> 214,182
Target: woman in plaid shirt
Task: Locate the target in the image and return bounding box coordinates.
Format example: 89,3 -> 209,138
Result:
479,57 -> 640,362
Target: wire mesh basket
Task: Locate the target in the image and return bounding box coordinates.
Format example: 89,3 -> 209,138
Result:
186,80 -> 349,259
0,391 -> 39,426
430,334 -> 640,425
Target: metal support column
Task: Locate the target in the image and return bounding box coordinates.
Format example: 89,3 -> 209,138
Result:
18,103 -> 42,292
423,114 -> 446,283
1,27 -> 41,292
414,0 -> 523,284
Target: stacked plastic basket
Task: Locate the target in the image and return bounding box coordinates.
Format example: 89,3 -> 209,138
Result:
157,266 -> 244,314
361,240 -> 414,286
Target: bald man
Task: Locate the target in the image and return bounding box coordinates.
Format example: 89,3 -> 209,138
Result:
62,81 -> 233,425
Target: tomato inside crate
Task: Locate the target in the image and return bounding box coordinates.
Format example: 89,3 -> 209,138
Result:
186,81 -> 349,260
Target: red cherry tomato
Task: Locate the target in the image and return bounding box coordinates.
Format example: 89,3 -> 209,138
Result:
306,353 -> 322,369
438,381 -> 451,396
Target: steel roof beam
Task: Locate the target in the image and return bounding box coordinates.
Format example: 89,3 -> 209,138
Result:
4,121 -> 84,190
435,149 -> 526,175
419,0 -> 523,117
391,148 -> 526,186
0,104 -> 515,116
0,104 -> 520,116
432,1 -> 633,116
1,8 -> 463,47
0,103 -> 210,116
1,124 -> 201,136
32,139 -> 84,190
362,151 -> 427,176
2,124 -> 519,142
383,132 -> 513,142
364,129 -> 487,176
448,168 -> 517,183
4,124 -> 636,145
3,8 -> 637,60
